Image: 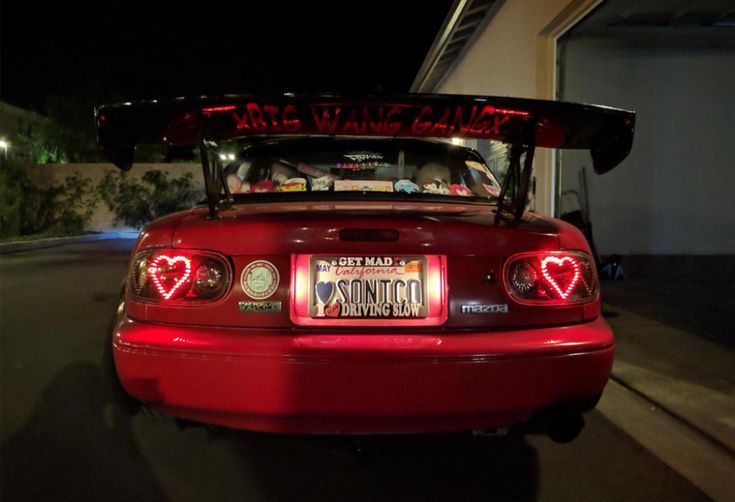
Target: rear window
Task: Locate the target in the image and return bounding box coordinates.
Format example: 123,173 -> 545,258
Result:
223,138 -> 500,201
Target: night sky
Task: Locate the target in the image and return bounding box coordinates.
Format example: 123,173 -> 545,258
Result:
1,0 -> 453,112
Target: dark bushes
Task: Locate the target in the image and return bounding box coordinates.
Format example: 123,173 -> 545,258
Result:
98,170 -> 201,229
0,161 -> 98,239
1,163 -> 201,239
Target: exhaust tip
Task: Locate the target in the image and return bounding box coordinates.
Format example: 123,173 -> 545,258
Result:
546,410 -> 585,443
526,405 -> 587,443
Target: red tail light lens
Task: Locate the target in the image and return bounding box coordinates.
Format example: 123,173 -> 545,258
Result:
129,249 -> 231,303
503,251 -> 598,305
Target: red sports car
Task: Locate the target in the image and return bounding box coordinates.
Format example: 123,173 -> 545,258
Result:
97,94 -> 634,442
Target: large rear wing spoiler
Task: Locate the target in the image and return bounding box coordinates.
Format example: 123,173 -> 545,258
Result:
95,93 -> 635,219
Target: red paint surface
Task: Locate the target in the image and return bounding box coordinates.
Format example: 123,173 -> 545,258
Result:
116,199 -> 611,432
126,201 -> 598,329
113,315 -> 613,433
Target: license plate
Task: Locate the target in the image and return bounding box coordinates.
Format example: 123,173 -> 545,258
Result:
309,256 -> 428,319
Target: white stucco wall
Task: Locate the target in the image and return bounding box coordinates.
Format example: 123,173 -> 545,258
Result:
437,0 -> 569,98
560,38 -> 735,255
435,0 -> 601,216
23,163 -> 203,231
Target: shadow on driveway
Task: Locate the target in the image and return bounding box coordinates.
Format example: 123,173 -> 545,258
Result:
1,361 -> 540,502
1,362 -> 168,501
225,430 -> 539,502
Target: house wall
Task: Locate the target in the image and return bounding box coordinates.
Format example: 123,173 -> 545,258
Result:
560,37 -> 735,254
435,0 -> 602,216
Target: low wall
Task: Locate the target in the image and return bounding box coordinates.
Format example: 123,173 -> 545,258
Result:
22,163 -> 204,231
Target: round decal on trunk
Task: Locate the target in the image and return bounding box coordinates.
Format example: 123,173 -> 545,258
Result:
240,260 -> 279,299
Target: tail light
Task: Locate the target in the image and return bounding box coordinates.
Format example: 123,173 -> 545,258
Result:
503,251 -> 598,305
129,249 -> 231,303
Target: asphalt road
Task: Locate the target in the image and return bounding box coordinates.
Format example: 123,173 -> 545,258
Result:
0,240 -> 708,501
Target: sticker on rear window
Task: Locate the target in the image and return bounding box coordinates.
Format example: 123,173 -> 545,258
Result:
334,180 -> 394,192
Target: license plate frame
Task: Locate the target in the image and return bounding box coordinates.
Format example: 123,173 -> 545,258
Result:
308,255 -> 428,319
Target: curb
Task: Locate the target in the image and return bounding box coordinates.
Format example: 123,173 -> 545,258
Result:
0,232 -> 139,254
599,379 -> 735,501
611,373 -> 735,458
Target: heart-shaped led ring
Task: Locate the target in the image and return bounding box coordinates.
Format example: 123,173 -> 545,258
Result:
149,255 -> 192,300
540,256 -> 580,300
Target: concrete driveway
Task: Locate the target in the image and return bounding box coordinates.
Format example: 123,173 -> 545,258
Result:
0,240 -> 709,501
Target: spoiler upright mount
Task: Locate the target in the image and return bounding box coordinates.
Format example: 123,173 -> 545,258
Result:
95,93 -> 635,219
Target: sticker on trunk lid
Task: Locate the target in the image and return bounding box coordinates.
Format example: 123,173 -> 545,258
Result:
241,260 -> 279,299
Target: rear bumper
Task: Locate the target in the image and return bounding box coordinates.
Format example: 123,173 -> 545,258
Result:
113,316 -> 614,433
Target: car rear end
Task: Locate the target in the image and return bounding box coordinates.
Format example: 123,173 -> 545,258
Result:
97,94 -> 633,439
113,184 -> 612,436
